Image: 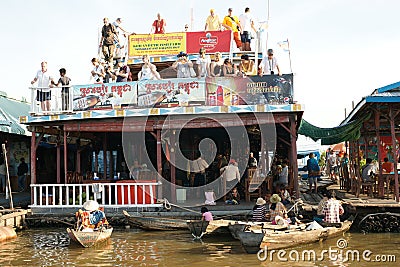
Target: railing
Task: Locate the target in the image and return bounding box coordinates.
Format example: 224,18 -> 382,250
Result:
30,182 -> 163,208
29,86 -> 74,115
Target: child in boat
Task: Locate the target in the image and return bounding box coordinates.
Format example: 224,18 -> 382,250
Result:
252,197 -> 268,222
279,185 -> 291,206
201,207 -> 213,221
225,187 -> 240,205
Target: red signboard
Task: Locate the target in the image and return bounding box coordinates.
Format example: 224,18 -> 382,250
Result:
186,30 -> 232,54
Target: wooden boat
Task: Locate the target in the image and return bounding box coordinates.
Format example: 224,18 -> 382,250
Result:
238,220 -> 352,254
123,210 -> 188,230
358,212 -> 400,233
187,219 -> 236,239
228,221 -> 288,240
67,227 -> 113,248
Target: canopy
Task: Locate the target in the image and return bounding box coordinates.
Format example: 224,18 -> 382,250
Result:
298,113 -> 371,145
0,94 -> 30,135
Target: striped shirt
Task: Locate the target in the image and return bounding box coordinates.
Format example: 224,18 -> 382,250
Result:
252,205 -> 267,222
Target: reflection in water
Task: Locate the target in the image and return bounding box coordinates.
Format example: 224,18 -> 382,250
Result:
0,228 -> 398,266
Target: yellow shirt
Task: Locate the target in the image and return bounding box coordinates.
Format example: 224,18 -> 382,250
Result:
223,15 -> 240,32
206,15 -> 221,31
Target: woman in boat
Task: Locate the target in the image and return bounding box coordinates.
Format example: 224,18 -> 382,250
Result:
269,194 -> 287,222
76,200 -> 109,231
201,207 -> 213,221
252,197 -> 268,222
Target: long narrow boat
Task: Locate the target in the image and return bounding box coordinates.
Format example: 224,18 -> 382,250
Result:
228,221 -> 288,240
187,219 -> 236,239
237,220 -> 352,254
123,210 -> 188,230
67,227 -> 113,248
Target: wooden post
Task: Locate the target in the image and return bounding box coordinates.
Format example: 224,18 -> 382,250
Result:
156,130 -> 162,175
170,130 -> 176,202
103,133 -> 107,179
64,130 -> 68,183
375,109 -> 383,198
30,131 -> 36,186
56,143 -> 61,184
77,149 -> 81,175
290,115 -> 299,199
389,106 -> 399,202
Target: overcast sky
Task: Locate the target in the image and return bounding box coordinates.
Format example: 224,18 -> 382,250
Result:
1,0 -> 399,127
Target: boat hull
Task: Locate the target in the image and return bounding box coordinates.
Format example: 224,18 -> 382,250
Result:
67,227 -> 113,248
123,210 -> 188,230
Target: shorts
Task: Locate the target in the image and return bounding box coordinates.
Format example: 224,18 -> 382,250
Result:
36,91 -> 51,101
233,31 -> 242,48
308,177 -> 317,184
240,31 -> 251,43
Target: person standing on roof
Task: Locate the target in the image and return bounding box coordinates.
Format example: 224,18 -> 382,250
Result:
99,17 -> 117,66
151,13 -> 166,34
31,61 -> 55,112
259,49 -> 281,76
239,7 -> 257,51
222,8 -> 242,51
205,9 -> 222,31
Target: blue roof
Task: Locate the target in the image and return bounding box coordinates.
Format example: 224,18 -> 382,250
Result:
0,95 -> 30,135
376,81 -> 400,94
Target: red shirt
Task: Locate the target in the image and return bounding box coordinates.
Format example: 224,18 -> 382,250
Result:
152,19 -> 165,34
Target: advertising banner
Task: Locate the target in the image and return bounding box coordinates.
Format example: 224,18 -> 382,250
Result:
186,31 -> 232,54
128,33 -> 186,57
128,31 -> 231,57
206,74 -> 294,106
73,82 -> 138,110
137,78 -> 206,107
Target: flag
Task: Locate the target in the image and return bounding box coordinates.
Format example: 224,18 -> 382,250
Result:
277,40 -> 290,52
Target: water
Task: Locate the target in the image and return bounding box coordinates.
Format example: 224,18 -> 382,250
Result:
0,228 -> 399,266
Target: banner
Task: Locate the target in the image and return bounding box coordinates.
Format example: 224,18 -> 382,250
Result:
206,74 -> 294,106
128,33 -> 186,57
137,78 -> 206,107
186,31 -> 232,54
128,31 -> 231,57
73,82 -> 137,111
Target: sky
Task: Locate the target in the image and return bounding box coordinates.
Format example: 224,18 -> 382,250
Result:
1,0 -> 400,128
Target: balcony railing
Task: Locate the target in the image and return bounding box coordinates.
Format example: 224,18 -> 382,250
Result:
29,86 -> 73,115
30,182 -> 162,208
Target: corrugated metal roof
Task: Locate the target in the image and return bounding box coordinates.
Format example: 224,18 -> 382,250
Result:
0,95 -> 30,135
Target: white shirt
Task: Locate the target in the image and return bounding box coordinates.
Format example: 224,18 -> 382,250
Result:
279,166 -> 288,185
259,56 -> 279,75
239,13 -> 253,32
35,70 -> 53,91
221,164 -> 240,182
196,56 -> 211,77
92,65 -> 104,83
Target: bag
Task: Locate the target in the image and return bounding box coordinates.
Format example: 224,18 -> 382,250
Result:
189,67 -> 197,77
309,171 -> 321,176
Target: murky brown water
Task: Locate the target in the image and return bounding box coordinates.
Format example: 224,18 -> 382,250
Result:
0,228 -> 398,266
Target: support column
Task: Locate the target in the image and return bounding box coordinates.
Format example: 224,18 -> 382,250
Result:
77,149 -> 81,174
290,115 -> 299,199
57,143 -> 61,184
389,106 -> 399,202
64,130 -> 68,183
170,131 -> 176,202
30,131 -> 37,197
156,130 -> 162,175
375,110 -> 383,197
103,133 -> 107,179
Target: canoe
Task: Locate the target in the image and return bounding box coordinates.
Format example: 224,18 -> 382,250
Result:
238,220 -> 352,254
228,221 -> 288,240
187,219 -> 236,239
67,227 -> 113,248
123,210 -> 188,230
358,212 -> 400,233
